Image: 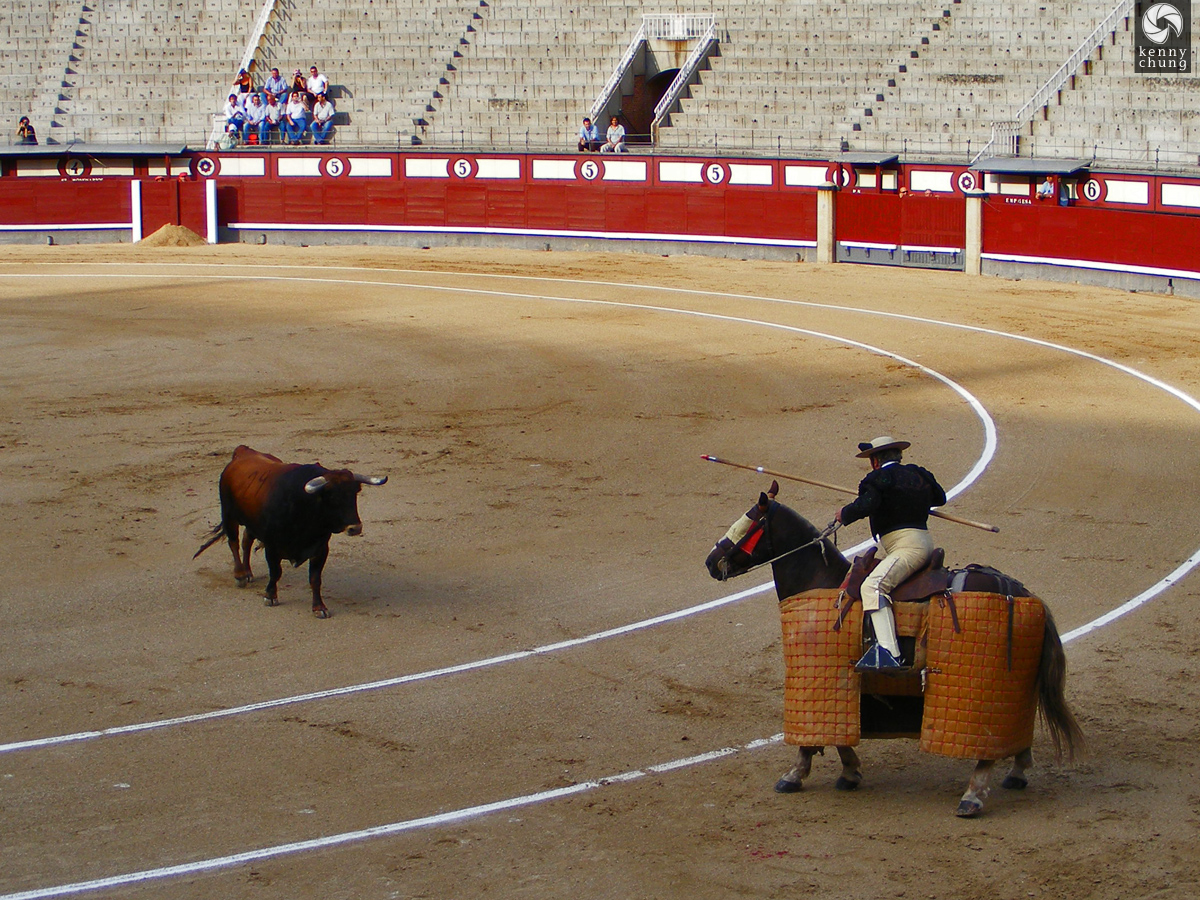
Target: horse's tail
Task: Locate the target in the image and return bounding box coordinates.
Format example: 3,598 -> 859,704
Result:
1036,602 -> 1085,762
193,523 -> 225,560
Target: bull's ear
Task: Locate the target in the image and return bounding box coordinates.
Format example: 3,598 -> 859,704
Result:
304,476 -> 329,494
768,479 -> 779,499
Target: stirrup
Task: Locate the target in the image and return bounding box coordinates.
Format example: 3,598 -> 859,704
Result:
854,644 -> 908,673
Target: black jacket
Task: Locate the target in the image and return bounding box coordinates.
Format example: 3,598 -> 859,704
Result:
840,461 -> 947,537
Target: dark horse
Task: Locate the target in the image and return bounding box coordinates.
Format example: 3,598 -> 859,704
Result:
705,484 -> 1082,816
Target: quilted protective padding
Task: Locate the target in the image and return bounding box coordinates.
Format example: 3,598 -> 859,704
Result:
920,592 -> 1044,760
780,590 -> 861,746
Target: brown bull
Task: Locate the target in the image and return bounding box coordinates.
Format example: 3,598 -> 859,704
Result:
194,445 -> 387,618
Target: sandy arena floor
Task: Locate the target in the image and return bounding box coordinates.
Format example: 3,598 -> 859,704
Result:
0,245 -> 1198,900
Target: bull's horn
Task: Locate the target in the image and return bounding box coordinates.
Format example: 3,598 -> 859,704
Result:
304,476 -> 329,494
354,474 -> 388,486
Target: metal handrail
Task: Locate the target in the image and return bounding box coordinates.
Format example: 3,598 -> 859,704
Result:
973,0 -> 1133,161
653,21 -> 718,127
642,13 -> 715,41
207,0 -> 279,149
589,23 -> 646,123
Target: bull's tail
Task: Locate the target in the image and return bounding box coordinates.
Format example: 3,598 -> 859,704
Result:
1036,603 -> 1085,762
193,523 -> 225,560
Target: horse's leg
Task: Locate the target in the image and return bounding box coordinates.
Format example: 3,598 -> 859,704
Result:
1001,747 -> 1033,790
834,745 -> 863,791
774,746 -> 821,793
957,760 -> 996,817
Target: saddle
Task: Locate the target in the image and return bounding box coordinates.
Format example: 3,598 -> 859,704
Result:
841,548 -> 1032,605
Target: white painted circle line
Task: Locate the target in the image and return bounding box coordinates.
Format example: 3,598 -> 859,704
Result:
0,279 -> 994,755
0,734 -> 784,900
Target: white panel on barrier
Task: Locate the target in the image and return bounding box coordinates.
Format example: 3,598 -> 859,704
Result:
1103,180 -> 1149,205
784,165 -> 827,187
278,157 -> 322,177
910,170 -> 954,193
984,174 -> 1031,196
532,159 -> 579,180
147,157 -> 193,177
659,161 -> 703,183
476,159 -> 521,179
856,172 -> 899,190
348,158 -> 393,177
16,159 -> 62,177
95,161 -> 136,177
218,157 -> 267,177
602,160 -> 647,182
406,158 -> 450,178
1162,183 -> 1200,208
729,164 -> 773,186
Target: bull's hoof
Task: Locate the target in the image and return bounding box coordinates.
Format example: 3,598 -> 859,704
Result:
956,799 -> 983,818
774,777 -> 803,794
263,596 -> 279,607
312,606 -> 330,619
1001,775 -> 1028,791
834,773 -> 862,791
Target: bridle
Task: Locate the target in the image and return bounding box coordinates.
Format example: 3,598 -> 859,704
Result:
714,499 -> 842,580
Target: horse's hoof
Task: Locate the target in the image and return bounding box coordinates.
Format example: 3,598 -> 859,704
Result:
956,799 -> 983,818
236,576 -> 252,588
774,778 -> 803,794
263,596 -> 279,607
1001,775 -> 1028,791
834,773 -> 862,791
312,607 -> 330,619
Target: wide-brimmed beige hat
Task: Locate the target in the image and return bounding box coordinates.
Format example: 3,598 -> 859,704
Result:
856,436 -> 911,458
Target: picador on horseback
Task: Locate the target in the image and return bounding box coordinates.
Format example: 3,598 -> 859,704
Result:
703,439 -> 1084,816
836,436 -> 946,672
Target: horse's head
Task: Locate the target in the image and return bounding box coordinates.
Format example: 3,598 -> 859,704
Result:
705,482 -> 851,598
705,481 -> 780,581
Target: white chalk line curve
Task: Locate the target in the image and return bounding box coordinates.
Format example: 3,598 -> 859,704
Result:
0,276 -> 995,754
0,734 -> 786,900
0,266 -> 1194,898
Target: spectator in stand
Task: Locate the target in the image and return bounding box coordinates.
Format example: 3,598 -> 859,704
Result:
17,116 -> 37,145
262,92 -> 284,144
600,115 -> 627,153
284,90 -> 310,144
576,116 -> 600,152
242,92 -> 267,143
233,68 -> 254,94
307,66 -> 329,100
290,68 -> 309,104
1036,176 -> 1054,200
311,93 -> 336,144
223,93 -> 247,138
263,67 -> 288,102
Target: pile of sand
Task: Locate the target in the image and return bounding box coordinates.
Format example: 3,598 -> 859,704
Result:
139,224 -> 206,247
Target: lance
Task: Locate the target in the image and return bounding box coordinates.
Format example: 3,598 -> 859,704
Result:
701,454 -> 1000,533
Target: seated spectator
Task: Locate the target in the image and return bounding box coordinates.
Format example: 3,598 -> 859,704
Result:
311,93 -> 336,144
233,68 -> 254,94
307,66 -> 329,100
223,93 -> 247,139
16,116 -> 37,145
600,115 -> 627,153
262,67 -> 288,101
284,91 -> 310,144
262,92 -> 284,144
577,116 -> 600,152
290,69 -> 309,103
1036,177 -> 1054,200
242,92 -> 267,143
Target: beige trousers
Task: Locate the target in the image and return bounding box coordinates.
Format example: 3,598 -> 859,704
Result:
861,527 -> 935,612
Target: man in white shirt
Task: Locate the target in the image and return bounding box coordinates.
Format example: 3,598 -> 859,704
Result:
307,66 -> 329,99
262,92 -> 284,144
242,93 -> 267,143
284,92 -> 309,144
222,93 -> 246,139
311,93 -> 336,144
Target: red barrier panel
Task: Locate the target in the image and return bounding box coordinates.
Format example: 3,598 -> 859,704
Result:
0,179 -> 131,226
982,198 -> 1200,274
